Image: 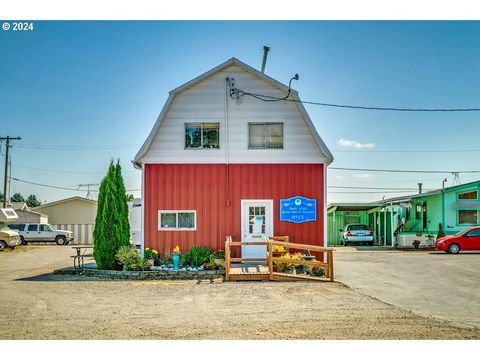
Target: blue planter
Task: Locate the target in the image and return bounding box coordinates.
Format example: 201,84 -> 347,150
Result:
172,253 -> 180,270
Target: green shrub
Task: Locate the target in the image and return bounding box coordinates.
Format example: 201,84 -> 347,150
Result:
115,246 -> 143,271
181,246 -> 212,266
311,267 -> 325,277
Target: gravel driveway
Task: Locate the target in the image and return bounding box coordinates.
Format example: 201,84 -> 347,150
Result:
334,247 -> 480,329
1,246 -> 479,339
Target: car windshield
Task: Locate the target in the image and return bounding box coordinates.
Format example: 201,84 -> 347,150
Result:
455,228 -> 471,236
348,225 -> 370,231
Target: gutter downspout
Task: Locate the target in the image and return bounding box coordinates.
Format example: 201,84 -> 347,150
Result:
225,78 -> 231,208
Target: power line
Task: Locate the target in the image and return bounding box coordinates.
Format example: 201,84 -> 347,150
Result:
328,185 -> 430,191
9,177 -> 140,192
17,143 -> 140,151
330,167 -> 480,174
12,164 -> 137,174
328,190 -> 416,194
230,86 -> 480,112
334,149 -> 480,153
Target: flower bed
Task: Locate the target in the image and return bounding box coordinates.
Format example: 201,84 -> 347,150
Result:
55,266 -> 225,281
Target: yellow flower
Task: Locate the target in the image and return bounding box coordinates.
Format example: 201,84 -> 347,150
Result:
145,247 -> 150,251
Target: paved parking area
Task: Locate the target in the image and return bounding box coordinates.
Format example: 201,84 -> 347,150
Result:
334,248 -> 480,329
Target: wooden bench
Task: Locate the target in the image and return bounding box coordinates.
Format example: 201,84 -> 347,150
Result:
71,246 -> 94,269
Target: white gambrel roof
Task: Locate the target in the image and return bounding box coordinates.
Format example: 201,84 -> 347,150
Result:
134,57 -> 334,165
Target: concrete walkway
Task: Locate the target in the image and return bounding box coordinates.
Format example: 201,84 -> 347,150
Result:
334,248 -> 480,329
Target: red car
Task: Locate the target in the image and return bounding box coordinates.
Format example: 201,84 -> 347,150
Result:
435,226 -> 480,254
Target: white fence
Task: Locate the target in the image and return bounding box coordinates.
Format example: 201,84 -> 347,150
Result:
54,224 -> 94,245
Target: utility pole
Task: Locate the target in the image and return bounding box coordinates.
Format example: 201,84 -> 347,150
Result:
1,136 -> 22,208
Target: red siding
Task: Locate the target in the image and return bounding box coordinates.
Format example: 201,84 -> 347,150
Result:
144,164 -> 325,256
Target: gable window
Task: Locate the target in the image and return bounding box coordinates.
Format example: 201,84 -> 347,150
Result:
248,123 -> 283,149
458,210 -> 478,225
185,123 -> 220,149
458,190 -> 478,200
158,210 -> 196,230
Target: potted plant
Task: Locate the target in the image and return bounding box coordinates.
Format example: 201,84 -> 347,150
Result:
172,245 -> 181,270
143,247 -> 159,266
115,246 -> 143,271
211,250 -> 225,266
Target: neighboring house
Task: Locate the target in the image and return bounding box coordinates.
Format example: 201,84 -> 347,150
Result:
133,57 -> 333,257
327,180 -> 480,248
9,202 -> 30,211
33,196 -> 97,244
8,202 -> 49,224
128,198 -> 142,247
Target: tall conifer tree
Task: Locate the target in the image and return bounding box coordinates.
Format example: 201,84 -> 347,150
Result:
115,160 -> 130,248
94,161 -> 121,269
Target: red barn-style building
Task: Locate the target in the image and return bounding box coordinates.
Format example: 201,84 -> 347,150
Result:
133,58 -> 333,258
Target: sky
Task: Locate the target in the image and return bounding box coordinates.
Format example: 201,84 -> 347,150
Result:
1,21 -> 480,204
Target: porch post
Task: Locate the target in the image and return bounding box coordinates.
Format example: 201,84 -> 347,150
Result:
383,207 -> 387,247
390,201 -> 394,248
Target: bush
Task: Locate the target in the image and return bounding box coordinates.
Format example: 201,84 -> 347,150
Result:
115,246 -> 143,271
93,160 -> 131,270
181,246 -> 212,266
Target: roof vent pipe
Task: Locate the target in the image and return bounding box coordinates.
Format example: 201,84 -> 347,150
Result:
261,45 -> 271,73
418,183 -> 423,194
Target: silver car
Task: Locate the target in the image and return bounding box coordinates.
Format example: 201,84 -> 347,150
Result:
342,224 -> 374,246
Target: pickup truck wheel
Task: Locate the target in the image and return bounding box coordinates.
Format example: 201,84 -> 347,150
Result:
0,241 -> 7,251
55,236 -> 66,245
20,236 -> 27,245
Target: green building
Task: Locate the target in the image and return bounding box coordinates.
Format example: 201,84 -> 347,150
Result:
327,180 -> 480,248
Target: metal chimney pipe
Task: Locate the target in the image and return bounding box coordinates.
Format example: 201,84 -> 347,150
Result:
418,183 -> 423,194
261,45 -> 270,73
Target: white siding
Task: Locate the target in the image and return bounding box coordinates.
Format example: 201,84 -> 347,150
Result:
140,65 -> 328,164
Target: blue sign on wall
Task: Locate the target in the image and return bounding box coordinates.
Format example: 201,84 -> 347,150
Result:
280,196 -> 317,224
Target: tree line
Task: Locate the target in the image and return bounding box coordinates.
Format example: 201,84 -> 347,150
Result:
0,192 -> 42,207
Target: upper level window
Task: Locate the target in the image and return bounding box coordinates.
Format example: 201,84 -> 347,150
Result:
248,123 -> 283,149
185,123 -> 220,149
458,190 -> 478,200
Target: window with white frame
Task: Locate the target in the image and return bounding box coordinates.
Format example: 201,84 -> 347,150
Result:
458,210 -> 478,225
185,123 -> 220,149
158,210 -> 196,230
248,122 -> 283,149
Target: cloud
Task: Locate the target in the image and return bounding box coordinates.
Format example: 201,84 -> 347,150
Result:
338,138 -> 376,149
353,173 -> 372,179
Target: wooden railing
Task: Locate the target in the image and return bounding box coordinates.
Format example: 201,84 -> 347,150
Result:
224,236 -> 334,282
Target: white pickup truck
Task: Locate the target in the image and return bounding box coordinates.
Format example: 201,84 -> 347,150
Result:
8,223 -> 74,245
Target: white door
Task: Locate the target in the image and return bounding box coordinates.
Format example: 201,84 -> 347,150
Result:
241,200 -> 273,262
